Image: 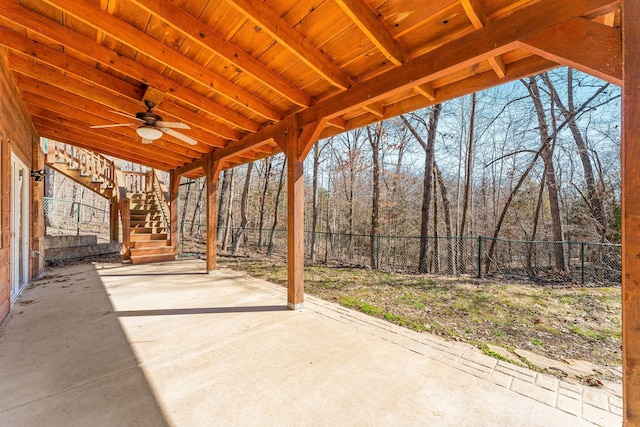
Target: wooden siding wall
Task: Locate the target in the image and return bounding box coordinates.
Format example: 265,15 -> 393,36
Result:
0,47 -> 40,325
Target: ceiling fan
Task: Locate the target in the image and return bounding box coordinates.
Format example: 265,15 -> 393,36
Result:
90,100 -> 197,145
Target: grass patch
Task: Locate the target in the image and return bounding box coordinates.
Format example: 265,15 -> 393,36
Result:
530,337 -> 547,348
569,325 -> 607,342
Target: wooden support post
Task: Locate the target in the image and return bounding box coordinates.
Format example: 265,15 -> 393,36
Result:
109,195 -> 119,242
169,171 -> 180,255
622,1 -> 640,424
120,198 -> 130,260
286,144 -> 304,310
206,155 -> 221,273
284,120 -> 322,310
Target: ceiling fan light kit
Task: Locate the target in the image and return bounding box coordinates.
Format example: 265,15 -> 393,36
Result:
136,125 -> 163,140
90,97 -> 196,145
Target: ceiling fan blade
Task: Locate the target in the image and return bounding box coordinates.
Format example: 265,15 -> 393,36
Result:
161,128 -> 197,145
157,121 -> 190,129
90,123 -> 136,129
109,110 -> 144,122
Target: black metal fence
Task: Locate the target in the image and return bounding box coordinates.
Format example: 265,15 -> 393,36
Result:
179,224 -> 621,286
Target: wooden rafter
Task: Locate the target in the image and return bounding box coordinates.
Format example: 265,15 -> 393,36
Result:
223,0 -> 354,90
205,0 -> 617,165
520,17 -> 621,85
460,0 -> 506,79
334,0 -> 406,65
0,2 -> 261,132
39,0 -> 282,121
129,0 -> 311,108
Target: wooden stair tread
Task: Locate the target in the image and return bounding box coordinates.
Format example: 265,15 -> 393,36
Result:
130,253 -> 176,265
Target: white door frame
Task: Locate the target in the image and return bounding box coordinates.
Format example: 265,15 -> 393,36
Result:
10,152 -> 29,303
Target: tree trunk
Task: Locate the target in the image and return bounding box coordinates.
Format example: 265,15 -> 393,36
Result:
217,169 -> 231,243
485,147 -> 543,274
267,160 -> 286,257
180,179 -> 192,239
402,105 -> 442,274
542,71 -> 608,241
189,179 -> 206,236
232,162 -> 253,253
524,76 -> 565,271
257,157 -> 272,248
367,123 -> 383,269
435,163 -> 454,273
221,168 -> 235,251
458,93 -> 476,273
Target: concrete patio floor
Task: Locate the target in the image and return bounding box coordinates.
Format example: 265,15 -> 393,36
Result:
0,259 -> 622,426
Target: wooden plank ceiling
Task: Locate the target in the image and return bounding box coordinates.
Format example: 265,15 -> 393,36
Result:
0,0 -> 621,177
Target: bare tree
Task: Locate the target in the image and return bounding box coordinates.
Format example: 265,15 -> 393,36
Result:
402,104 -> 442,273
367,122 -> 384,269
232,162 -> 253,253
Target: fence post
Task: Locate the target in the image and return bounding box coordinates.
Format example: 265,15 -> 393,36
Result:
477,236 -> 483,278
76,202 -> 81,236
376,235 -> 381,270
581,242 -> 585,285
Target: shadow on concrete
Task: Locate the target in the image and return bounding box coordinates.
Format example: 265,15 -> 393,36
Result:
116,305 -> 288,317
0,264 -> 169,425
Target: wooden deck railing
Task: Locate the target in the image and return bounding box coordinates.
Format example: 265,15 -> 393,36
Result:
47,141 -> 115,189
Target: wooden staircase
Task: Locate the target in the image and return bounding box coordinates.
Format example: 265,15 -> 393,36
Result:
45,141 -> 176,265
46,142 -> 114,199
128,191 -> 175,264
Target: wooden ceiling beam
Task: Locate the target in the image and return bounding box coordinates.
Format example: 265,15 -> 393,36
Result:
8,55 -> 229,147
488,55 -> 507,78
39,0 -> 282,121
461,0 -> 487,29
224,0 -> 354,90
319,56 -> 558,140
414,84 -> 436,101
334,0 -> 407,65
203,0 -> 615,164
130,0 -> 311,108
0,1 -> 260,132
299,0 -> 618,124
460,0 -> 505,79
519,17 -> 621,85
362,102 -> 385,118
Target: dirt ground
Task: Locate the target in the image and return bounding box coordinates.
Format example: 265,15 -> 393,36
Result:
216,255 -> 621,387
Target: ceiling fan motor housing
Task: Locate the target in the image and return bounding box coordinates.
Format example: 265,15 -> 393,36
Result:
136,110 -> 163,126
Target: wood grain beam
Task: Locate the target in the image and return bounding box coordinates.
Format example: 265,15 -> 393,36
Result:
298,0 -> 618,124
130,0 -> 311,107
334,0 -> 407,65
460,0 -> 486,29
0,1 -> 260,132
362,102 -> 385,118
40,0 -> 282,121
319,56 -> 558,140
224,0 -> 354,90
519,17 -> 621,85
415,83 -> 436,101
9,55 -> 228,147
488,55 -> 507,78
